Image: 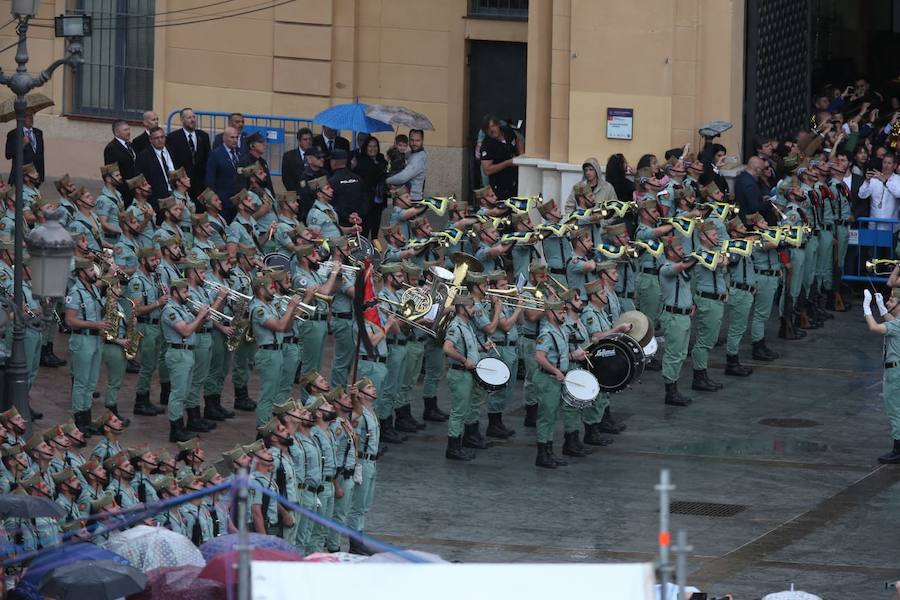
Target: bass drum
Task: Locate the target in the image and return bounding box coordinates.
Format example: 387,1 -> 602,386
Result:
588,333 -> 646,393
263,252 -> 292,272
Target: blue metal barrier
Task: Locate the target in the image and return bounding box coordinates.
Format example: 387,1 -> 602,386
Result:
165,110 -> 314,177
843,217 -> 899,283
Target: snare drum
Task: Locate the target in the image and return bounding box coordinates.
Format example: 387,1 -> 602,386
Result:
562,369 -> 600,409
474,357 -> 511,391
263,252 -> 291,272
588,333 -> 646,393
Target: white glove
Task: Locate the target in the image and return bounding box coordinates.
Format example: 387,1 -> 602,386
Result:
876,292 -> 889,317
863,289 -> 873,317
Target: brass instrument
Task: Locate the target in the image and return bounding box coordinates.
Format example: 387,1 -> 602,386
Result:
380,302 -> 438,337
272,294 -> 319,321
317,261 -> 361,278
102,293 -> 125,343
124,298 -> 142,361
865,259 -> 900,275
427,265 -> 455,310
203,280 -> 252,303
286,287 -> 334,304
431,252 -> 484,340
186,298 -> 233,324
485,286 -> 545,309
226,299 -> 250,352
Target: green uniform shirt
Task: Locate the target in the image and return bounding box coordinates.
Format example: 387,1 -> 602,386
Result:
294,432 -> 323,488
180,502 -> 215,545
66,279 -> 104,323
68,210 -> 104,251
728,253 -> 757,287
161,301 -> 197,345
581,302 -> 612,340
692,252 -> 727,295
292,267 -> 329,317
250,298 -> 283,345
542,233 -> 572,272
536,321 -> 569,371
96,187 -> 124,243
659,260 -> 693,309
444,316 -> 480,366
229,214 -> 260,250
885,320 -> 900,363
312,426 -> 338,479
249,470 -> 279,527
270,446 -> 299,503
127,271 -> 163,320
356,406 -> 380,457
307,200 -> 341,239
330,417 -> 357,473
89,437 -> 121,463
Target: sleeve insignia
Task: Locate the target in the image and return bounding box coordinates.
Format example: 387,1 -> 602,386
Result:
168,312 -> 176,320
254,308 -> 265,318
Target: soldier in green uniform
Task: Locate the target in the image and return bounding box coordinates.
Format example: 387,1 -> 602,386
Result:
538,199 -> 572,280
53,468 -> 85,521
348,378 -> 380,552
311,399 -> 339,552
113,212 -> 141,284
129,447 -> 159,505
659,237 -> 695,407
16,473 -> 60,551
152,475 -> 187,536
185,259 -> 228,429
251,274 -> 301,425
98,277 -> 132,424
862,288 -> 900,463
328,237 -> 359,388
690,221 -> 729,392
798,166 -> 823,328
272,192 -> 302,257
291,404 -> 323,552
228,244 -> 259,411
635,198 -> 673,332
127,248 -> 168,417
89,411 -> 124,462
327,388 -> 357,552
178,473 -> 217,545
161,278 -> 209,442
125,175 -> 157,248
746,212 -> 783,359
203,251 -> 244,415
104,452 -> 140,509
268,404 -> 302,543
68,186 -> 107,252
154,196 -> 187,248
482,270 -> 520,439
227,189 -> 263,254
306,176 -> 342,239
96,163 -> 124,245
779,181 -> 810,337
519,262 -> 549,427
19,163 -> 41,228
375,262 -> 411,441
464,272 -> 500,448
565,228 -> 602,298
604,222 -> 638,312
76,459 -> 106,516
246,442 -> 280,535
441,295 -> 481,461
170,167 -> 197,248
65,257 -> 109,433
821,157 -> 853,309
394,261 -> 427,433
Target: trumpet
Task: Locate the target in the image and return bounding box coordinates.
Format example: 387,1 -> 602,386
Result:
485,286 -> 545,309
272,294 -> 319,321
285,287 -> 334,304
317,261 -> 360,278
185,298 -> 233,324
865,259 -> 900,275
203,280 -> 252,302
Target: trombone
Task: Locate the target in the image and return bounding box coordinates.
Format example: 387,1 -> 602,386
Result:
185,298 -> 233,324
485,286 -> 545,309
273,294 -> 319,321
865,259 -> 900,275
203,280 -> 252,303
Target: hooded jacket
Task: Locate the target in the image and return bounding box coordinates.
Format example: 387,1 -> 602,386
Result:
565,157 -> 617,213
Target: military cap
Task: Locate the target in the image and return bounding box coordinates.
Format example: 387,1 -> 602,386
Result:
572,181 -> 591,197
401,261 -> 422,278
272,399 -> 298,417
100,163 -> 120,178
34,195 -> 58,209
536,198 -> 557,217
199,466 -> 220,484
276,190 -> 298,205
639,198 -> 659,211
250,273 -> 271,289
465,272 -> 487,285
191,212 -> 209,227
60,421 -> 78,436
298,369 -> 322,389
238,162 -> 263,179
74,257 -> 94,271
207,249 -> 229,262
295,243 -> 315,258
196,188 -> 218,205
0,238 -> 14,252
230,189 -> 249,205
559,288 -> 578,302
151,474 -> 176,493
22,163 -> 37,177
585,279 -> 605,295
304,395 -> 324,411
0,407 -> 21,422
178,473 -> 201,489
103,452 -> 129,472
167,278 -> 188,291
452,294 -> 474,307
221,444 -> 247,463
486,270 -> 507,283
78,458 -> 102,477
157,235 -> 181,249
529,260 -> 547,275
379,262 -> 403,275
544,300 -> 565,311
569,227 -> 590,242
127,446 -> 151,461
54,174 -> 72,192
308,176 -> 329,192
20,472 -> 44,490
90,492 -> 116,512
596,260 -> 618,273
267,268 -> 289,283
236,244 -> 257,257
41,425 -> 63,443
60,519 -> 87,533
257,419 -> 281,438
159,196 -> 179,211
700,220 -> 718,233
242,439 -> 265,456
167,166 -> 187,183
473,186 -> 493,201
328,235 -> 348,248
136,247 -> 157,259
51,468 -> 76,486
605,222 -> 627,238
176,437 -> 200,453
0,443 -> 22,458
126,174 -> 147,190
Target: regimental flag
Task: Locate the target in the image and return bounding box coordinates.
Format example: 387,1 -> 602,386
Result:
635,239 -> 664,257
418,196 -> 451,216
596,243 -> 627,259
599,200 -> 630,218
782,227 -> 805,248
504,196 -> 533,214
760,228 -> 783,245
666,217 -> 696,237
721,239 -> 753,257
690,250 -> 721,270
435,228 -> 464,245
536,223 -> 570,238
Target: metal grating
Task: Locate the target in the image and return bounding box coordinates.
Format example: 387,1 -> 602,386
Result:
670,501 -> 748,518
468,0 -> 528,21
758,417 -> 821,428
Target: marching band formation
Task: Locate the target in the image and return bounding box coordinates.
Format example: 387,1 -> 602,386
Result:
3,141 -> 900,557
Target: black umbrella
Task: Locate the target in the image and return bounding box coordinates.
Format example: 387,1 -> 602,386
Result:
38,560 -> 148,600
0,494 -> 65,519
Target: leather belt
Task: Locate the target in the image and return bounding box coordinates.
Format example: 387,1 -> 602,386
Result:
640,267 -> 659,275
698,291 -> 726,301
619,292 -> 636,299
362,356 -> 386,363
358,453 -> 378,461
283,336 -> 297,344
834,219 -> 849,226
180,225 -> 192,233
334,312 -> 352,319
664,305 -> 691,315
137,317 -> 159,324
386,339 -> 407,346
758,269 -> 780,276
449,364 -> 472,372
550,268 -> 566,275
886,362 -> 899,369
200,327 -> 213,333
732,283 -> 753,291
491,341 -> 517,347
72,329 -> 99,336
168,343 -> 194,350
305,314 -> 327,321
324,475 -> 335,482
258,343 -> 282,350
522,333 -> 538,340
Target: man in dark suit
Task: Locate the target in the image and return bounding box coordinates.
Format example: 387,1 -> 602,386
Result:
281,127 -> 313,192
167,107 -> 211,200
103,119 -> 138,206
312,126 -> 350,159
212,112 -> 248,158
135,126 -> 175,208
5,110 -> 45,184
131,110 -> 159,155
238,132 -> 274,195
206,126 -> 242,222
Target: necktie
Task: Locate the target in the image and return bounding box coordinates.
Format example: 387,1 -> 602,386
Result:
187,132 -> 196,157
25,129 -> 35,150
327,139 -> 334,153
159,150 -> 171,174
126,141 -> 135,160
229,149 -> 239,167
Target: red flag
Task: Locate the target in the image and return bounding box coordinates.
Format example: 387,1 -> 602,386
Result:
361,259 -> 382,330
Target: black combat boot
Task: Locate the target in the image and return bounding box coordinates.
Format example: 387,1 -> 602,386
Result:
724,354 -> 753,376
203,395 -> 227,421
878,440 -> 900,464
39,344 -> 57,368
462,422 -> 491,449
169,418 -> 196,443
665,382 -> 689,406
107,406 -> 131,428
535,442 -> 556,469
185,407 -> 213,432
159,381 -> 171,406
486,412 -> 516,439
547,442 -> 567,466
133,392 -> 158,417
752,340 -> 776,361
422,397 -> 448,422
645,356 -> 662,371
583,423 -> 614,446
394,405 -> 423,433
692,369 -> 718,392
215,394 -> 236,419
379,417 -> 407,444
598,407 -> 626,434
523,403 -> 538,427
234,386 -> 256,411
562,431 -> 592,457
445,436 -> 475,461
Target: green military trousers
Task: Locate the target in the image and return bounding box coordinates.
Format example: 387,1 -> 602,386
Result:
725,287 -> 753,355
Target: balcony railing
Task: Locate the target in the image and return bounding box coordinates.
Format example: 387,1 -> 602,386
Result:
468,0 -> 528,21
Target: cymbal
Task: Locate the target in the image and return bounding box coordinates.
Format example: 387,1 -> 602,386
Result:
614,310 -> 654,347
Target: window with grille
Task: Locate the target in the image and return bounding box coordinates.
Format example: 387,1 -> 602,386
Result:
468,0 -> 529,21
70,0 -> 154,119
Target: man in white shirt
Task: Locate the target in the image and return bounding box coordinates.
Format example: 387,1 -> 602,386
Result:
136,126 -> 176,204
859,154 -> 900,232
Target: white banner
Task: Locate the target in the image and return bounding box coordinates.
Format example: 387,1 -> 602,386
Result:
252,561 -> 655,600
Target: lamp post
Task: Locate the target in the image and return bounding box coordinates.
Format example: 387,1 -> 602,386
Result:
0,0 -> 90,436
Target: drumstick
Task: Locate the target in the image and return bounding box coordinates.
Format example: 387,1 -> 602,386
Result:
476,366 -> 501,373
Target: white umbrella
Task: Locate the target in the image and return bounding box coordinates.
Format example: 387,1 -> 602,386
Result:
104,525 -> 205,572
364,104 -> 434,130
762,584 -> 823,600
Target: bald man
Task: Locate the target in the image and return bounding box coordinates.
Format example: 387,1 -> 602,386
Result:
132,110 -> 159,155
735,157 -> 772,223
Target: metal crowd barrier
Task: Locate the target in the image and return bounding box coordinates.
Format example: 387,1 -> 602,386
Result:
843,217 -> 899,283
165,110 -> 313,177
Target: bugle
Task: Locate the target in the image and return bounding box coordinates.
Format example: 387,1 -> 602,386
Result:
865,259 -> 900,275
185,298 -> 233,324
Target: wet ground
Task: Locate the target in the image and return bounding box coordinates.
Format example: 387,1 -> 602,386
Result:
22,300 -> 899,599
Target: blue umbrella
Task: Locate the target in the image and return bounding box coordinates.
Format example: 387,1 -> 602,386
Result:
15,542 -> 130,600
199,532 -> 302,561
313,102 -> 393,134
